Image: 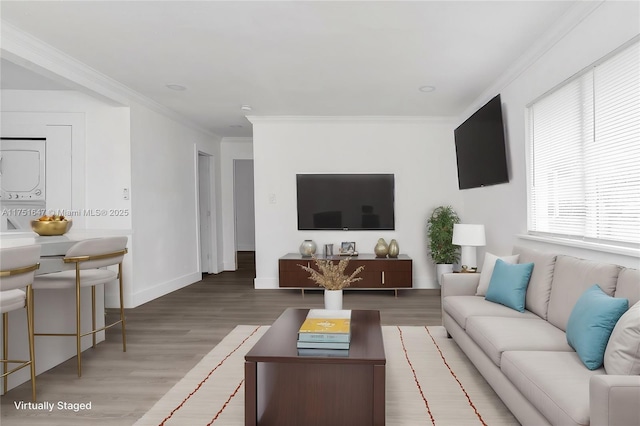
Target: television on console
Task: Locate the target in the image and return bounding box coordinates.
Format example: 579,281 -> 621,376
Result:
296,174 -> 395,231
454,94 -> 509,190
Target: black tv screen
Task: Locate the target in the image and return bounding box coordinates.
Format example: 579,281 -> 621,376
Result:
454,94 -> 509,190
296,174 -> 395,230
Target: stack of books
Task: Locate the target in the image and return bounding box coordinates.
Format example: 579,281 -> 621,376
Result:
297,309 -> 351,356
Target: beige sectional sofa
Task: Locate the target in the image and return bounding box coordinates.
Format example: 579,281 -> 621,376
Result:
441,246 -> 640,426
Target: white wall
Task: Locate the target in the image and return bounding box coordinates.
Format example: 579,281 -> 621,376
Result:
129,101 -> 221,306
1,89 -> 223,307
235,159 -> 256,251
458,0 -> 640,269
220,137 -> 254,270
249,117 -> 463,289
1,91 -> 136,305
1,90 -> 132,230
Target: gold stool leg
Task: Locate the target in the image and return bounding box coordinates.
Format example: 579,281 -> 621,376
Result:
3,312 -> 8,395
75,268 -> 82,377
119,263 -> 126,352
26,285 -> 36,401
91,286 -> 96,348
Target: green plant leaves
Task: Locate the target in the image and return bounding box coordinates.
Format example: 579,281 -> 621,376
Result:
426,206 -> 460,264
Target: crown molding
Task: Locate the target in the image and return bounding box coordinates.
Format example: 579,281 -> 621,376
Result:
1,20 -> 218,138
1,20 -> 131,106
245,116 -> 457,125
459,0 -> 605,123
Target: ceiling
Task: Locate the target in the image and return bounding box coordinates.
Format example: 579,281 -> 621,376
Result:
1,59 -> 72,91
1,1 -> 579,137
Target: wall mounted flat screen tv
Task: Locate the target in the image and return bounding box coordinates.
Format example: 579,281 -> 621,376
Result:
454,94 -> 509,190
297,174 -> 395,230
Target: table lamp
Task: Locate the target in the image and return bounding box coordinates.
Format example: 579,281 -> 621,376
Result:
452,224 -> 486,271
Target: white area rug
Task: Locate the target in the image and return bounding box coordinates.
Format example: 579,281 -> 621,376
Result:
135,325 -> 518,426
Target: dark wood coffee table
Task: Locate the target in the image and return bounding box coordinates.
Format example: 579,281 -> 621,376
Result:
245,308 -> 386,426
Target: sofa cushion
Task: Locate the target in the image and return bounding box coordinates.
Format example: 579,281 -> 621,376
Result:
476,252 -> 520,296
566,284 -> 628,370
547,255 -> 620,332
604,300 -> 640,375
501,351 -> 603,426
442,295 -> 540,330
485,260 -> 534,312
513,246 -> 556,319
615,267 -> 640,307
466,316 -> 573,366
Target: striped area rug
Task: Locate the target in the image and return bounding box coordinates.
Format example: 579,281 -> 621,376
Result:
135,325 -> 519,426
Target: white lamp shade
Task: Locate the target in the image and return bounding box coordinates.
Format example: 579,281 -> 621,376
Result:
452,224 -> 486,246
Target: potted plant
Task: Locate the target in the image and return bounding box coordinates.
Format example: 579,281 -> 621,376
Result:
298,256 -> 365,309
426,206 -> 460,284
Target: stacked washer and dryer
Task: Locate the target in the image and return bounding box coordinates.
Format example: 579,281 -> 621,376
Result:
0,137 -> 47,231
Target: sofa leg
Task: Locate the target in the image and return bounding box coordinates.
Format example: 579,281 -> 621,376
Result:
446,331 -> 452,338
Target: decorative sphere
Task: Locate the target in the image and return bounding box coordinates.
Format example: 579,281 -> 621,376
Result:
299,240 -> 317,257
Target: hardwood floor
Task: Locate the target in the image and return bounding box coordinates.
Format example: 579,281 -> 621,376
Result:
1,252 -> 443,425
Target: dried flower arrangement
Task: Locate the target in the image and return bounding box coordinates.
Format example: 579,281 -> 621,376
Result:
298,256 -> 365,290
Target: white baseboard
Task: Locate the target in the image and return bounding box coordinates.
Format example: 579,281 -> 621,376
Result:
131,272 -> 202,308
411,276 -> 439,289
254,277 -> 278,289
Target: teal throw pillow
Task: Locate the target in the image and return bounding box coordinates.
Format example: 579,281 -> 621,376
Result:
485,259 -> 534,312
566,284 -> 628,370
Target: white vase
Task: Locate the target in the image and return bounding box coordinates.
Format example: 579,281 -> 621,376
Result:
324,289 -> 343,310
436,264 -> 453,286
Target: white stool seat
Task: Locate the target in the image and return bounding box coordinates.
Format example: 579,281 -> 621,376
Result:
0,289 -> 26,314
32,236 -> 128,378
34,269 -> 117,290
1,245 -> 40,401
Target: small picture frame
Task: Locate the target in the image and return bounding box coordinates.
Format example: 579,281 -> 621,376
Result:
340,241 -> 356,254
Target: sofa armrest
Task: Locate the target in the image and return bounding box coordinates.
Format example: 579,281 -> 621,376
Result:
441,273 -> 480,297
590,375 -> 640,426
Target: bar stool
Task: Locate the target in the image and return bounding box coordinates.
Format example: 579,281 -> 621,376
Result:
1,245 -> 40,401
32,236 -> 128,377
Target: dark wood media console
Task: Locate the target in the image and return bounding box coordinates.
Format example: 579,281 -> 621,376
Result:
279,253 -> 412,296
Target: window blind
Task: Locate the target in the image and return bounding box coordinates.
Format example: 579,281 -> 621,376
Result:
528,40 -> 640,246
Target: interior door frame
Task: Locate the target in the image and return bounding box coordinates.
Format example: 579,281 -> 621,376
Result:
196,149 -> 218,274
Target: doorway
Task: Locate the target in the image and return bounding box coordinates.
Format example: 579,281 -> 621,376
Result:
233,159 -> 255,272
197,152 -> 217,274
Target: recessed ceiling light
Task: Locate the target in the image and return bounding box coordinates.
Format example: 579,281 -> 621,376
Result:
419,85 -> 436,93
229,124 -> 244,128
166,84 -> 187,91
240,105 -> 252,111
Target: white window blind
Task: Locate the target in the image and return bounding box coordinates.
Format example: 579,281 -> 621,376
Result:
528,40 -> 640,246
